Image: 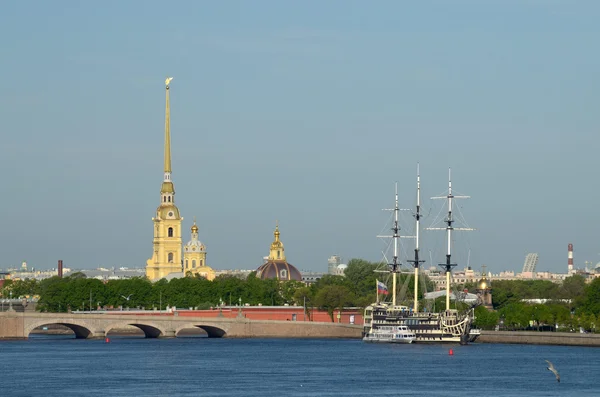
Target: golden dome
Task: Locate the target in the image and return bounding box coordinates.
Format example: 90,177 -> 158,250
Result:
477,276 -> 490,290
191,221 -> 199,233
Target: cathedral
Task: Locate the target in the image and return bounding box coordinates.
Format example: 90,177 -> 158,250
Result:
256,223 -> 302,281
145,78 -> 214,281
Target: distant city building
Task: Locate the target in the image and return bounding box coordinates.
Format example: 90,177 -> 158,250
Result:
81,268 -> 145,281
328,255 -> 342,274
255,223 -> 302,281
334,263 -> 347,276
522,253 -> 539,273
302,272 -> 325,285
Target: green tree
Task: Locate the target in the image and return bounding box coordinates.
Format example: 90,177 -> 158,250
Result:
344,259 -> 380,297
314,285 -> 353,322
576,278 -> 600,316
559,275 -> 586,301
473,306 -> 499,330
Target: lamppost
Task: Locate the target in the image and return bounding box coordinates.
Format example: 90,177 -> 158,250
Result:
8,291 -> 13,311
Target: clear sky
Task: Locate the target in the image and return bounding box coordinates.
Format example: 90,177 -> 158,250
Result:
1,1 -> 598,274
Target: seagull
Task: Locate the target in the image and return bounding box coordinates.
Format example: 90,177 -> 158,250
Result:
121,294 -> 133,301
545,360 -> 560,383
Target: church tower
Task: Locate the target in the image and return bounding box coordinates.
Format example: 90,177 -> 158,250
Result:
269,221 -> 285,261
183,218 -> 208,275
476,265 -> 493,310
146,77 -> 183,281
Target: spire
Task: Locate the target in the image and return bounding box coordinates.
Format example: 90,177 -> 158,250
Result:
191,216 -> 199,233
164,77 -> 173,181
160,77 -> 175,196
273,220 -> 280,241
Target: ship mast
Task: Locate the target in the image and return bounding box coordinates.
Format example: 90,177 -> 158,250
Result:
390,183 -> 401,307
376,183 -> 410,307
427,169 -> 473,311
407,164 -> 424,313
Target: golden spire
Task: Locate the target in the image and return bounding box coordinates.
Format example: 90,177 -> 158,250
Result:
191,216 -> 198,233
273,220 -> 280,241
164,77 -> 173,175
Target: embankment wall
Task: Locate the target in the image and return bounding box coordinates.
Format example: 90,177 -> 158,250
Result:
478,330 -> 600,347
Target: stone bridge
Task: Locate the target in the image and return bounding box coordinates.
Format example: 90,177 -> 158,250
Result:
0,312 -> 362,339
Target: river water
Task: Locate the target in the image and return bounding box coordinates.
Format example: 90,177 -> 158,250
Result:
1,336 -> 599,396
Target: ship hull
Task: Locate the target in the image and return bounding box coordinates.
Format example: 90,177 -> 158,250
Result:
363,304 -> 477,344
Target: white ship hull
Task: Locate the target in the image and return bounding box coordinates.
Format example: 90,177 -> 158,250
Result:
362,325 -> 416,344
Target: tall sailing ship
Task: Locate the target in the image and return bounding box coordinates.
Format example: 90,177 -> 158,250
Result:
362,167 -> 480,344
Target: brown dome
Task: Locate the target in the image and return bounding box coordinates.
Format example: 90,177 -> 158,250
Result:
256,260 -> 302,281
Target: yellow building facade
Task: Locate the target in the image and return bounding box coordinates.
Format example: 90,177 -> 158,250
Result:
183,219 -> 215,280
146,78 -> 184,281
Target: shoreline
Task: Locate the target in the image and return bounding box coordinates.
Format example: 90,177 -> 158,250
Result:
27,327 -> 600,347
475,330 -> 600,347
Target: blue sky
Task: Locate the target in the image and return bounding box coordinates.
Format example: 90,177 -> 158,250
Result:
1,1 -> 599,274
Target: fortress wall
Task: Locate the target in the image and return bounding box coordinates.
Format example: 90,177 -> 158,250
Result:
478,330 -> 600,347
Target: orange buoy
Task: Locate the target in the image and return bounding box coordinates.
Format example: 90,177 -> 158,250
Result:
449,349 -> 454,356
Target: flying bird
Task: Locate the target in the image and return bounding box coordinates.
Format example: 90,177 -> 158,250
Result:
121,294 -> 133,301
545,360 -> 560,383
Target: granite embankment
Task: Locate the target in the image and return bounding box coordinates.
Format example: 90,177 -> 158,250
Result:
478,330 -> 600,347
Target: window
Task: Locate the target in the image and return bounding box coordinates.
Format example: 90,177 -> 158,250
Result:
168,196 -> 171,202
277,250 -> 281,259
192,260 -> 196,268
168,253 -> 174,263
163,196 -> 166,202
280,269 -> 287,279
200,260 -> 203,266
168,227 -> 173,237
185,259 -> 188,269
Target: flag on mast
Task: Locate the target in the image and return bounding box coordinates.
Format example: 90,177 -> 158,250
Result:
377,280 -> 389,295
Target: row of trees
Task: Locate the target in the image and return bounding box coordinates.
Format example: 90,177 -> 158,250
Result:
2,259 -> 600,327
466,276 -> 600,332
0,259 -> 432,321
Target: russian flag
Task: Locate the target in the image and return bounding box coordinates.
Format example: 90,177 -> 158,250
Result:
377,280 -> 388,295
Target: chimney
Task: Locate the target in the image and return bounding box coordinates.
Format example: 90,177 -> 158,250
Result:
58,260 -> 63,278
568,244 -> 574,275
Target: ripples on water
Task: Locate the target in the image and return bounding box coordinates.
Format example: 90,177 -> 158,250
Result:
1,336 -> 599,396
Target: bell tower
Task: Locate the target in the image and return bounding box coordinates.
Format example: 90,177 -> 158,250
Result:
268,221 -> 286,261
183,218 -> 207,273
146,77 -> 183,280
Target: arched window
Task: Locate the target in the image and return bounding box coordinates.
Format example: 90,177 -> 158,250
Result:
168,227 -> 173,237
185,259 -> 188,269
277,250 -> 281,259
168,196 -> 171,202
168,253 -> 174,263
280,269 -> 288,279
163,196 -> 166,202
200,260 -> 203,266
192,260 -> 196,268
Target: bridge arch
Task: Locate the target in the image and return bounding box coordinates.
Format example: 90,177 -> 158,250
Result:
175,323 -> 227,338
105,322 -> 168,338
26,321 -> 96,339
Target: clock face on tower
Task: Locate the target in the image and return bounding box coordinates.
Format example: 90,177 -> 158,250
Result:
168,211 -> 174,218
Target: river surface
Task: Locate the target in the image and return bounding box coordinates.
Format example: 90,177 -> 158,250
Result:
1,336 -> 599,396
